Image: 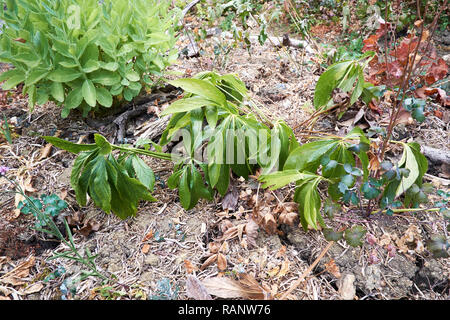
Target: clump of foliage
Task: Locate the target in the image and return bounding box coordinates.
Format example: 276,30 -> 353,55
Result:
18,193 -> 67,228
0,0 -> 179,117
45,72 -> 298,215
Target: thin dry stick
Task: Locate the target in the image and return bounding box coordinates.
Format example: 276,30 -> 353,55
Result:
279,241 -> 334,300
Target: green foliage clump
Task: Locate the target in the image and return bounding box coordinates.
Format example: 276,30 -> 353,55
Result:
0,0 -> 179,117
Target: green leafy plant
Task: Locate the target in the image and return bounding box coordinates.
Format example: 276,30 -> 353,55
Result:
259,127 -> 430,233
1,173 -> 108,281
0,0 -> 179,117
18,193 -> 68,228
313,51 -> 381,118
42,133 -> 173,219
160,71 -> 298,210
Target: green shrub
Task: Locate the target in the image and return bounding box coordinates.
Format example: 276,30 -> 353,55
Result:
0,0 -> 179,117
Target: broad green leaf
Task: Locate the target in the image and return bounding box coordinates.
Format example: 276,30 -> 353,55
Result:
395,143 -> 420,197
42,136 -> 97,154
2,73 -> 25,90
96,86 -> 113,108
82,79 -> 97,107
131,155 -> 155,191
344,225 -> 367,247
64,87 -> 83,110
284,140 -> 339,171
89,70 -> 121,86
260,170 -> 318,190
323,228 -> 344,241
25,69 -> 50,86
83,60 -> 100,73
314,60 -> 353,109
101,62 -> 119,71
179,168 -> 191,210
50,82 -> 65,102
88,156 -> 112,213
94,134 -> 112,155
48,68 -> 82,82
168,78 -> 227,107
125,70 -> 140,82
160,96 -> 215,116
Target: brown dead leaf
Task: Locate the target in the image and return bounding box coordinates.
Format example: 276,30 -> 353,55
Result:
276,245 -> 287,258
200,254 -> 218,271
142,230 -> 154,242
77,219 -> 102,237
186,275 -> 212,300
324,259 -> 341,278
208,242 -> 220,254
183,260 -> 198,274
202,276 -> 247,299
21,282 -> 43,295
238,273 -> 270,300
268,266 -> 280,277
262,213 -> 277,234
394,108 -> 414,125
245,218 -> 259,248
38,144 -> 53,160
0,255 -> 35,286
277,259 -> 290,278
222,185 -> 239,212
217,253 -> 227,271
219,241 -> 229,254
141,244 -> 150,254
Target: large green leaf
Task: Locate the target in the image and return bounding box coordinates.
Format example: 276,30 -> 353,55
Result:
313,60 -> 353,109
96,86 -> 113,108
284,140 -> 339,172
260,170 -> 318,190
42,136 -> 98,154
82,79 -> 97,107
131,155 -> 155,191
395,143 -> 420,197
160,96 -> 216,116
168,78 -> 227,107
48,68 -> 82,82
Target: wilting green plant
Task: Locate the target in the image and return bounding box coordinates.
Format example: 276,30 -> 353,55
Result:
43,133 -> 172,219
0,0 -> 179,117
160,71 -> 298,210
44,72 -> 298,216
259,127 -> 430,233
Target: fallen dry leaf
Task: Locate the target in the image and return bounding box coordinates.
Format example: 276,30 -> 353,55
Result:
142,230 -> 154,242
324,258 -> 341,278
183,260 -> 198,274
200,254 -> 218,271
141,244 -> 150,254
77,219 -> 102,237
245,218 -> 259,248
217,253 -> 227,271
208,242 -> 220,254
262,213 -> 277,234
267,266 -> 280,277
238,273 -> 270,300
222,185 -> 239,212
275,245 -> 287,258
21,282 -> 43,295
186,275 -> 212,300
0,255 -> 35,286
38,143 -> 53,160
202,276 -> 245,299
277,259 -> 290,278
